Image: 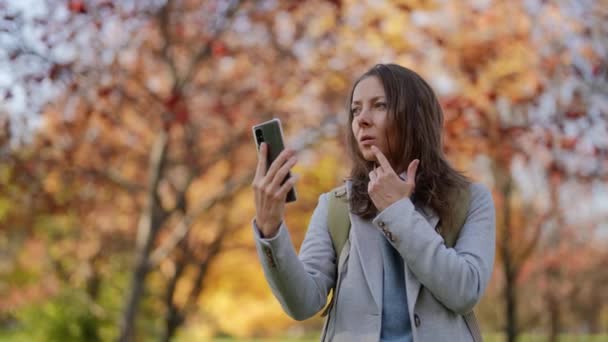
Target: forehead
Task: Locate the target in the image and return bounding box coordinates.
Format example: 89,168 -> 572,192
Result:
352,76 -> 385,102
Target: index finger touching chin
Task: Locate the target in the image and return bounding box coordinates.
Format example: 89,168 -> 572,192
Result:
371,146 -> 391,170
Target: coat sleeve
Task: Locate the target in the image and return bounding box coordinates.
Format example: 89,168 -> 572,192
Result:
372,183 -> 496,314
252,193 -> 336,320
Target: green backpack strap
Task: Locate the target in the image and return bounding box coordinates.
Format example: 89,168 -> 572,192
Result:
435,185 -> 483,342
439,186 -> 472,248
320,185 -> 350,318
327,185 -> 350,258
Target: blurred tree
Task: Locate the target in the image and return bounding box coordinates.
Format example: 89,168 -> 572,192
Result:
1,0 -> 348,340
1,0 -> 607,341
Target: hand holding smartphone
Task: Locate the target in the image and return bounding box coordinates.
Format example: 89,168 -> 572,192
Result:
252,118 -> 297,203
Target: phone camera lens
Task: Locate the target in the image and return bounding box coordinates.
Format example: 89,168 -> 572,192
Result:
256,129 -> 264,142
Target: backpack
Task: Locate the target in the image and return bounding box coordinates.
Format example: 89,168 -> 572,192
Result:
322,184 -> 483,342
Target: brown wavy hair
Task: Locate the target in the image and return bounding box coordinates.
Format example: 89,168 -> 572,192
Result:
346,64 -> 470,225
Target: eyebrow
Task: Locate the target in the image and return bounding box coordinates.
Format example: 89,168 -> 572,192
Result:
351,96 -> 386,106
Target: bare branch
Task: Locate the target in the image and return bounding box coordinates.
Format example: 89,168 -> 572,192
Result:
84,168 -> 145,193
135,130 -> 170,252
147,171 -> 251,268
179,0 -> 244,88
514,210 -> 551,270
157,0 -> 179,87
147,114 -> 341,268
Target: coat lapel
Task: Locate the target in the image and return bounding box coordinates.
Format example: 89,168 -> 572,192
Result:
405,205 -> 440,314
350,212 -> 383,310
345,181 -> 382,310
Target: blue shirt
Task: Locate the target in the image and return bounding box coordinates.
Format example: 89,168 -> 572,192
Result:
380,234 -> 413,341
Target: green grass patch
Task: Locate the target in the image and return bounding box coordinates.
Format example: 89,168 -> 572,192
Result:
206,334 -> 608,342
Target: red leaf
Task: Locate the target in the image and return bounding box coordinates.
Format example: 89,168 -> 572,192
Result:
175,23 -> 185,38
211,41 -> 226,58
174,109 -> 189,125
164,91 -> 181,109
325,0 -> 342,9
164,90 -> 189,125
560,137 -> 578,150
565,110 -> 585,119
592,63 -> 604,76
99,0 -> 115,9
49,64 -> 62,80
286,3 -> 300,11
486,91 -> 497,102
396,4 -> 412,12
97,87 -> 112,97
69,0 -> 87,14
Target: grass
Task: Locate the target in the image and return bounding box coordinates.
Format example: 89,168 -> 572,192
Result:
206,334 -> 608,342
2,330 -> 607,341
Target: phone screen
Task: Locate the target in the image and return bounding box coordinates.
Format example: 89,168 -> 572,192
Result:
252,118 -> 297,203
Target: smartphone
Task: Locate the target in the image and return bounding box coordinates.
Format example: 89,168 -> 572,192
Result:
252,118 -> 297,203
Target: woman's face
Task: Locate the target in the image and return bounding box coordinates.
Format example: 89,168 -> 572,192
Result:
351,76 -> 392,164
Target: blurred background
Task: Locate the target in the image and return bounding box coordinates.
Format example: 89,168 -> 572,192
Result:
0,0 -> 607,341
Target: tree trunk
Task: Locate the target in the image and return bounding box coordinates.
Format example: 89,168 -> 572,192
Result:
501,176 -> 519,342
588,307 -> 600,334
586,290 -> 602,334
504,246 -> 518,342
547,183 -> 562,342
118,132 -> 168,342
160,210 -> 230,341
118,246 -> 154,342
160,255 -> 186,342
547,292 -> 560,342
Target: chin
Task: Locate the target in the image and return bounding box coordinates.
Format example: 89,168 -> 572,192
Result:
361,151 -> 375,161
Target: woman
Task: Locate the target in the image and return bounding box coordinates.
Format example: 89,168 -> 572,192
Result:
251,64 -> 496,342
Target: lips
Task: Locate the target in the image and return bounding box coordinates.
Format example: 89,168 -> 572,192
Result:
359,135 -> 376,146
360,135 -> 375,142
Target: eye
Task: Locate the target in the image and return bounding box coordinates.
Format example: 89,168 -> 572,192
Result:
351,107 -> 361,116
375,102 -> 387,109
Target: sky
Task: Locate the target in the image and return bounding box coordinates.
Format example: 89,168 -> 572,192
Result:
1,0 -> 55,143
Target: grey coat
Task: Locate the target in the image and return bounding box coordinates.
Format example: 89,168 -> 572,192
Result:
253,182 -> 496,342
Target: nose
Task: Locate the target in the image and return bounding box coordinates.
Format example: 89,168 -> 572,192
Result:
356,108 -> 372,128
